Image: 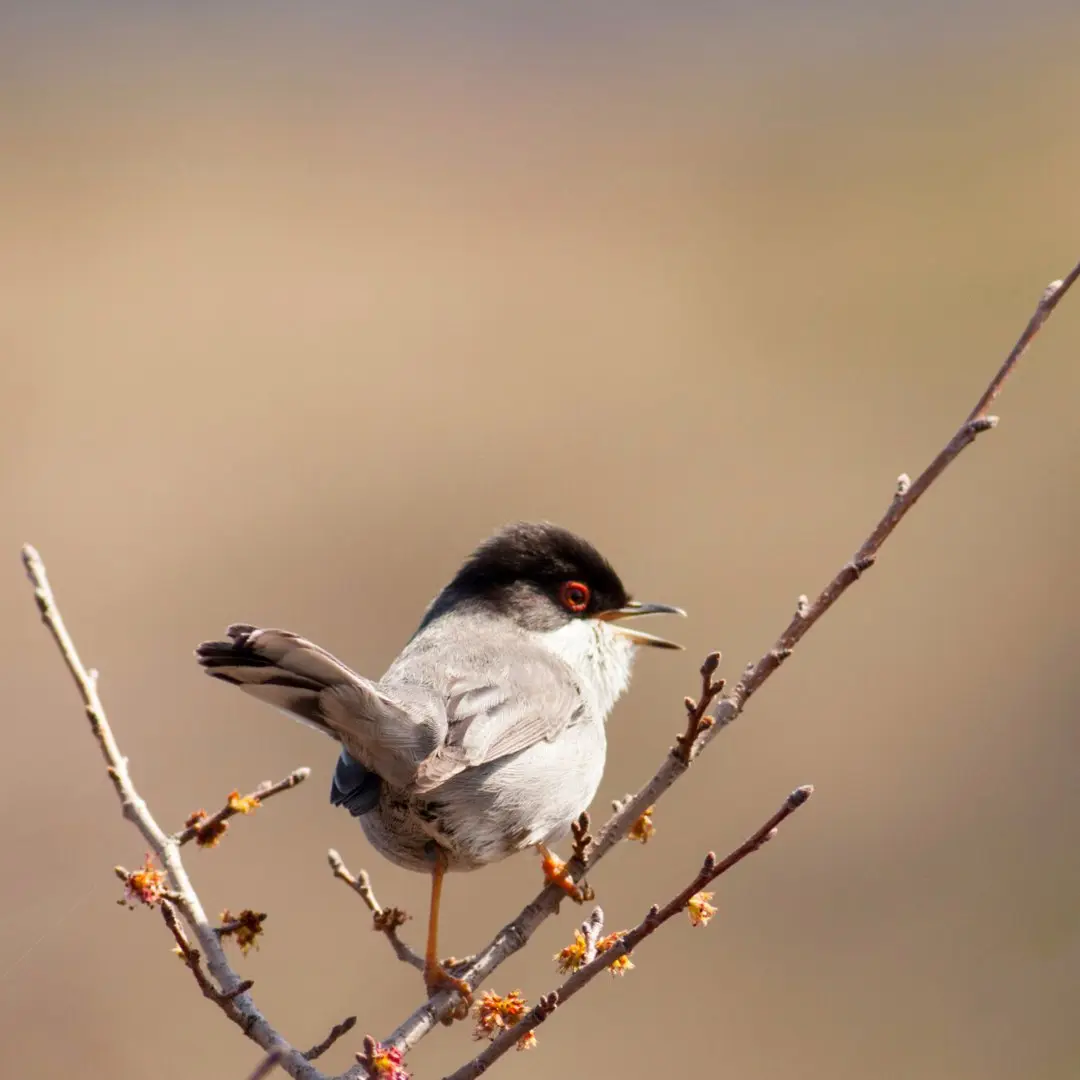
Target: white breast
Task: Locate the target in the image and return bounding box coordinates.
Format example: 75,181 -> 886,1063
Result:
538,618 -> 636,720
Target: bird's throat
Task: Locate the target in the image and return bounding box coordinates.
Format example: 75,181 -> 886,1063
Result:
539,619 -> 635,719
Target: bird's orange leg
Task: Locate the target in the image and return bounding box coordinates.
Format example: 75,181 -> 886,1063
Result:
536,842 -> 587,902
423,851 -> 472,1005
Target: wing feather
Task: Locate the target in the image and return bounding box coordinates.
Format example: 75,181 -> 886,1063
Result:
412,651 -> 585,793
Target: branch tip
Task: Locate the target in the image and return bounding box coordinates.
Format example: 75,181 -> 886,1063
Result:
570,812 -> 593,863
176,766 -> 310,847
328,848 -> 424,972
700,650 -> 722,679
29,260 -> 1080,1077
303,1015 -> 358,1061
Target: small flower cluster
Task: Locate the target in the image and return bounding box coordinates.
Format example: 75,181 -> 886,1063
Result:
358,1037 -> 409,1080
372,907 -> 409,934
185,789 -> 261,848
228,789 -> 261,815
686,891 -> 717,928
472,990 -> 536,1051
627,805 -> 656,844
184,809 -> 228,848
218,908 -> 267,954
117,854 -> 167,908
555,928 -> 635,976
596,931 -> 634,975
553,930 -> 588,974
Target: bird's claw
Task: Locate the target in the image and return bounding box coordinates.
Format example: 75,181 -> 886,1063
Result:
424,960 -> 473,1017
540,849 -> 593,903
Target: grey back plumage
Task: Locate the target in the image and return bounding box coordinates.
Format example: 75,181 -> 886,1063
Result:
383,612 -> 590,792
195,614 -> 590,799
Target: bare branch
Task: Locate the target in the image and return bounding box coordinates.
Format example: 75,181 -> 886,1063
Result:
569,812 -> 592,864
176,768 -> 311,847
161,900 -> 255,1007
327,849 -> 424,972
579,907 -> 604,965
22,546 -> 333,1080
675,650 -> 724,763
444,787 -> 813,1080
303,1016 -> 358,1061
359,262 -> 1080,1063
26,259 -> 1078,1080
691,261 -> 1080,766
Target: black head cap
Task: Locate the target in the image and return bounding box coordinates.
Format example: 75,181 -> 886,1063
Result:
418,522 -> 631,632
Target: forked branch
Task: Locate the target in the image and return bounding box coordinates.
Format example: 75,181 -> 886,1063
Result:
176,768 -> 311,847
368,261 -> 1080,1067
444,786 -> 813,1080
328,849 -> 425,972
22,546 -> 337,1080
24,260 -> 1079,1080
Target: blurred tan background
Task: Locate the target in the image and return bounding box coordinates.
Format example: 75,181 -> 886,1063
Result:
3,5 -> 1080,1079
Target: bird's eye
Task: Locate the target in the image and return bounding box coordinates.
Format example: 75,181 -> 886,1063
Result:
559,580 -> 591,613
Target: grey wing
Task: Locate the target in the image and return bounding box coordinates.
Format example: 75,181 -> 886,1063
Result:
196,624 -> 443,790
412,650 -> 587,794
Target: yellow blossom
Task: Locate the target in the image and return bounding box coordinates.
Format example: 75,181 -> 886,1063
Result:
596,931 -> 634,976
516,1031 -> 538,1052
228,790 -> 261,814
687,891 -> 717,928
628,806 -> 656,844
363,1041 -> 409,1079
117,854 -> 167,907
554,930 -> 588,974
473,989 -> 528,1041
182,808 -> 229,847
219,908 -> 267,955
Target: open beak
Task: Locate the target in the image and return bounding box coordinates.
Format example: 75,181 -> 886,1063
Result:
596,600 -> 686,650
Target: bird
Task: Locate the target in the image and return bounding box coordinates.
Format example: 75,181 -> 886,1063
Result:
195,521 -> 684,1003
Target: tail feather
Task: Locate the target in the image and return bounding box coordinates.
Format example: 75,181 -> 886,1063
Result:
195,624 -> 435,791
195,624 -> 355,735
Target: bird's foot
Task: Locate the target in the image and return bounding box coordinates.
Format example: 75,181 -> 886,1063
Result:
538,847 -> 594,904
424,960 -> 473,1018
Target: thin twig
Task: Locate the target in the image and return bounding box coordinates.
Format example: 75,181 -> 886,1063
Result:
356,262 -> 1080,1064
675,651 -> 724,763
26,260 -> 1078,1080
176,768 -> 311,847
161,901 -> 255,1007
579,907 -> 605,964
691,263 -> 1080,766
22,547 -> 331,1080
327,849 -> 424,972
569,812 -> 592,864
303,1016 -> 358,1061
444,787 -> 813,1080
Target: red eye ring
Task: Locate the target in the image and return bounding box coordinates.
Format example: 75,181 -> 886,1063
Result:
559,580 -> 591,613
